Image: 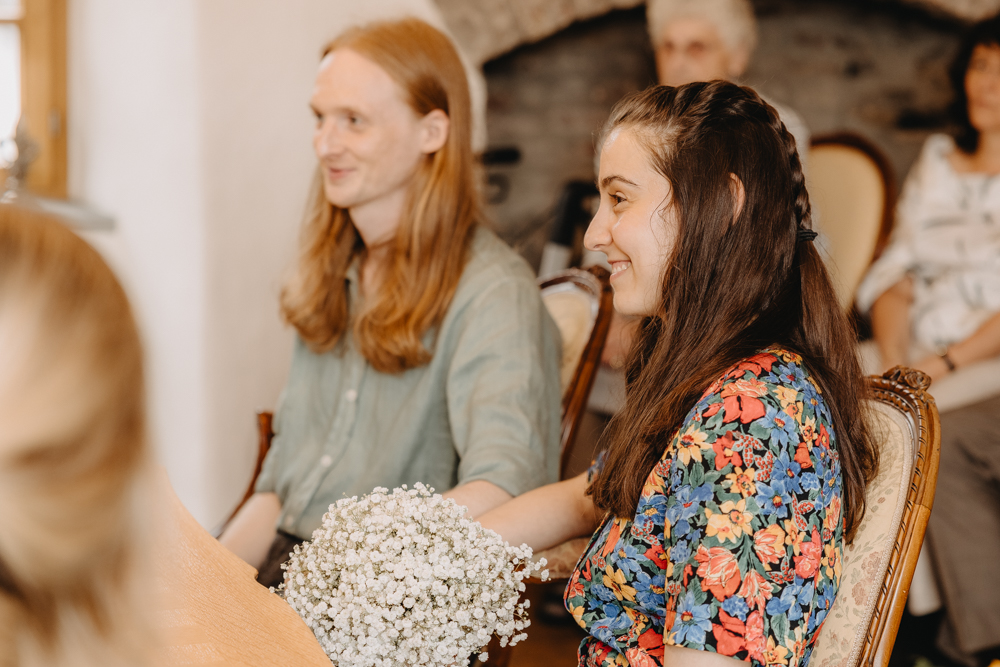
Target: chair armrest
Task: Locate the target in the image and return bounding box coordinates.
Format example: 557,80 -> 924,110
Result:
528,536 -> 591,582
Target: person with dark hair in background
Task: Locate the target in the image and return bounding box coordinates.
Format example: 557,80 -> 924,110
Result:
219,18 -> 562,588
480,81 -> 879,667
856,15 -> 1000,667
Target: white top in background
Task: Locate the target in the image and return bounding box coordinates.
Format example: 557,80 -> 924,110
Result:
856,133 -> 1000,354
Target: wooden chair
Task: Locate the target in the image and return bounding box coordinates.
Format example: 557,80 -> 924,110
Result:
810,367 -> 940,667
809,133 -> 897,311
222,266 -> 614,527
538,266 -> 614,478
531,367 -> 941,667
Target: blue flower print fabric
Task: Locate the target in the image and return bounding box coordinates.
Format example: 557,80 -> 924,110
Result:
565,348 -> 844,667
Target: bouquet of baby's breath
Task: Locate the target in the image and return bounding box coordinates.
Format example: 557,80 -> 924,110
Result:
278,484 -> 547,667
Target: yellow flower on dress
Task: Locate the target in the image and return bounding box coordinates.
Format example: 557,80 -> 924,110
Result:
675,425 -> 710,465
762,636 -> 791,665
800,414 -> 818,444
823,495 -> 842,535
784,519 -> 805,556
706,499 -> 753,543
774,385 -> 799,409
822,542 -> 842,582
603,566 -> 638,603
724,466 -> 758,497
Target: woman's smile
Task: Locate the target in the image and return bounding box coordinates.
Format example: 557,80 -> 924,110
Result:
609,260 -> 632,280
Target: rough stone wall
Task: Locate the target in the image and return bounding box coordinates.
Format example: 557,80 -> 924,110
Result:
434,0 -> 990,66
481,3 -> 961,265
434,0 -> 643,64
748,0 -> 959,182
481,9 -> 656,267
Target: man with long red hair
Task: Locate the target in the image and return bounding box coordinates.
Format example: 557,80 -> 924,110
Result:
220,18 -> 562,587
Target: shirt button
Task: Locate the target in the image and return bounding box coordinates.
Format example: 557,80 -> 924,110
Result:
345,389 -> 358,402
320,455 -> 333,467
284,516 -> 295,528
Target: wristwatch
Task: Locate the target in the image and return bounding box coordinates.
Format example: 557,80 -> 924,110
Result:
937,347 -> 957,373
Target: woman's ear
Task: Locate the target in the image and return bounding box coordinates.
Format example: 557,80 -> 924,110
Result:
419,109 -> 450,155
729,173 -> 746,226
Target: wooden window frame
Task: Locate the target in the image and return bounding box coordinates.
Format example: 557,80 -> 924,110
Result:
2,0 -> 67,198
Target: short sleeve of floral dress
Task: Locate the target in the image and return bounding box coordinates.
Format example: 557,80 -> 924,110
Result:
564,348 -> 844,667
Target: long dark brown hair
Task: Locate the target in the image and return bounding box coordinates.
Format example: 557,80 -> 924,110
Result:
588,82 -> 878,543
281,19 -> 480,374
950,13 -> 1000,155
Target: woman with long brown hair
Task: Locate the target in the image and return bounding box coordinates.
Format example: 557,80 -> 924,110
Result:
219,18 -> 562,587
480,81 -> 878,667
0,205 -> 151,667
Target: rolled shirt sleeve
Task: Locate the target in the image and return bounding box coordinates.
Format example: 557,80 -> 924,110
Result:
445,274 -> 563,497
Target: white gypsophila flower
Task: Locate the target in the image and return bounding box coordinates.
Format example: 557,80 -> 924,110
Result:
277,483 -> 547,667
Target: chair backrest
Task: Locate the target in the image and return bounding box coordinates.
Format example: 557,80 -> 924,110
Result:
539,266 -> 614,479
810,367 -> 941,667
809,133 -> 896,310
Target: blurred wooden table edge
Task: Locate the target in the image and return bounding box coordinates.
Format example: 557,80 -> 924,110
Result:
149,467 -> 330,667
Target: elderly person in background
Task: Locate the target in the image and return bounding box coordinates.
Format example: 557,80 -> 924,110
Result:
856,15 -> 1000,667
646,0 -> 810,165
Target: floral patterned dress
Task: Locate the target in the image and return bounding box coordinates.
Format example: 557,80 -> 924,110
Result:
565,348 -> 843,667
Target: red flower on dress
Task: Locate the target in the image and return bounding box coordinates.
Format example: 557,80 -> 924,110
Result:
625,647 -> 661,667
712,431 -> 744,470
712,610 -> 747,657
645,542 -> 668,570
817,424 -> 831,450
793,528 -> 823,580
794,440 -> 814,469
600,521 -> 622,558
753,523 -> 786,569
638,627 -> 665,657
567,571 -> 585,599
737,568 -> 775,611
703,401 -> 723,419
728,352 -> 778,381
721,378 -> 769,424
745,610 -> 766,663
695,545 -> 742,600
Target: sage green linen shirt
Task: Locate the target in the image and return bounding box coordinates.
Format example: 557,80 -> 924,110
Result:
255,227 -> 563,539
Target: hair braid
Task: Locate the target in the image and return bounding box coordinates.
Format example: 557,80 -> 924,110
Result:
763,101 -> 812,231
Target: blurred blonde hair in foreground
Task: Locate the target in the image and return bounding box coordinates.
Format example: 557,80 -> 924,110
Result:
0,205 -> 151,667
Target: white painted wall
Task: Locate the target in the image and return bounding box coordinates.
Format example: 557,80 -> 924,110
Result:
67,0 -> 208,518
67,0 -> 485,526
